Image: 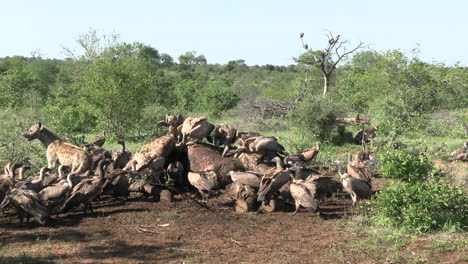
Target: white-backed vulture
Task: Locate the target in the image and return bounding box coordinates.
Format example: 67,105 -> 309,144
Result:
0,188 -> 49,225
257,157 -> 291,203
451,142 -> 467,161
102,169 -> 130,198
89,131 -> 106,147
112,140 -> 132,170
289,178 -> 318,215
229,171 -> 262,199
245,136 -> 286,156
180,117 -> 214,144
187,171 -> 219,201
17,167 -> 51,193
338,163 -> 371,207
285,142 -> 321,165
39,172 -> 75,214
347,153 -> 372,184
61,159 -> 110,214
214,124 -> 238,157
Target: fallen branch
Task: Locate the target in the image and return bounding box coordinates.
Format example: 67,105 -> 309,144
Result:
230,238 -> 245,247
135,226 -> 165,234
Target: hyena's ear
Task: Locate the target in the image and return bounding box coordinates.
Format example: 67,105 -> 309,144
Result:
37,122 -> 43,130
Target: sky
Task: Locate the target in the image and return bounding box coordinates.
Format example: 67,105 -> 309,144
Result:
0,0 -> 467,66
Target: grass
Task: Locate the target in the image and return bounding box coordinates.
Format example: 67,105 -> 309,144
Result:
330,215 -> 468,264
0,238 -> 60,264
430,234 -> 468,252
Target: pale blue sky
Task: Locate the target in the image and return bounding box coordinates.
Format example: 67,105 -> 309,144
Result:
0,0 -> 466,66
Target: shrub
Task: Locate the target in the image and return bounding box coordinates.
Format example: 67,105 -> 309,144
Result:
370,181 -> 467,233
378,150 -> 433,183
287,95 -> 346,140
0,109 -> 47,172
194,81 -> 240,117
367,96 -> 412,137
45,104 -> 97,135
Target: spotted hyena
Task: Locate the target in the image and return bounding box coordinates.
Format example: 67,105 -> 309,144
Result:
24,122 -> 93,174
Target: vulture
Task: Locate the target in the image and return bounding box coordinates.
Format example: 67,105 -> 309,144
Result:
257,157 -> 291,203
289,178 -> 318,215
1,188 -> 49,225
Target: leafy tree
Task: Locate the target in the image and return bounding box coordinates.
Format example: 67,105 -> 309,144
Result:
194,80 -> 240,116
24,59 -> 60,99
78,50 -> 159,136
0,69 -> 38,109
160,53 -> 175,68
173,78 -> 203,112
178,51 -> 207,67
65,31 -> 165,136
225,60 -> 247,72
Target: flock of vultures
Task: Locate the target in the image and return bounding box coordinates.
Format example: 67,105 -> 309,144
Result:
1,114 -> 466,226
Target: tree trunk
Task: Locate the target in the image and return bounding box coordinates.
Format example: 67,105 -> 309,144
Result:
296,69 -> 309,103
322,74 -> 330,96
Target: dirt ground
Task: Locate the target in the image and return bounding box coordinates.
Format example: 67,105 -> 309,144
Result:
1,181 -> 466,264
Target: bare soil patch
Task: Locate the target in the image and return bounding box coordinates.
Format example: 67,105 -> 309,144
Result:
0,187 -> 465,263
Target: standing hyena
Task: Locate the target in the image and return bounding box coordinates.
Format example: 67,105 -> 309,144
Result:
24,122 -> 93,174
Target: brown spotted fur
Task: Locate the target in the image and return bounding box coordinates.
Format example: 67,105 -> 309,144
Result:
24,123 -> 92,174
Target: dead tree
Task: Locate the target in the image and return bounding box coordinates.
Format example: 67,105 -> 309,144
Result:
297,32 -> 366,97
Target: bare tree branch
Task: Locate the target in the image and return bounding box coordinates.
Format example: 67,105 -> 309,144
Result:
297,32 -> 366,96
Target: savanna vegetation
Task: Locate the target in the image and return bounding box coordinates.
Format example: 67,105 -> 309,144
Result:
0,29 -> 466,263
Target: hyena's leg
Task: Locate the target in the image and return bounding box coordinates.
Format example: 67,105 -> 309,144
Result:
47,149 -> 58,170
47,157 -> 57,170
71,161 -> 89,175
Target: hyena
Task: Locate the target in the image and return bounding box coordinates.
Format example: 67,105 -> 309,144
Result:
24,122 -> 93,174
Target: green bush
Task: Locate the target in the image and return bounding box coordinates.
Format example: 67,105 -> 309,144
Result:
0,109 -> 47,172
367,96 -> 412,137
287,95 -> 346,140
378,150 -> 433,183
194,81 -> 240,117
45,104 -> 97,135
370,181 -> 467,233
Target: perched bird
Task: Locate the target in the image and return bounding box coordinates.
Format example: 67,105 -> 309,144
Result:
229,171 -> 262,199
188,171 -> 219,201
284,142 -> 321,165
450,142 -> 467,161
354,126 -> 379,146
166,161 -> 184,186
289,178 -> 318,215
337,162 -> 371,207
347,153 -> 372,184
0,163 -> 22,204
89,131 -> 106,147
257,157 -> 291,203
102,169 -> 130,198
245,136 -> 286,157
112,140 -> 132,170
287,165 -> 320,180
230,171 -> 261,188
213,124 -> 237,157
235,131 -> 262,148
